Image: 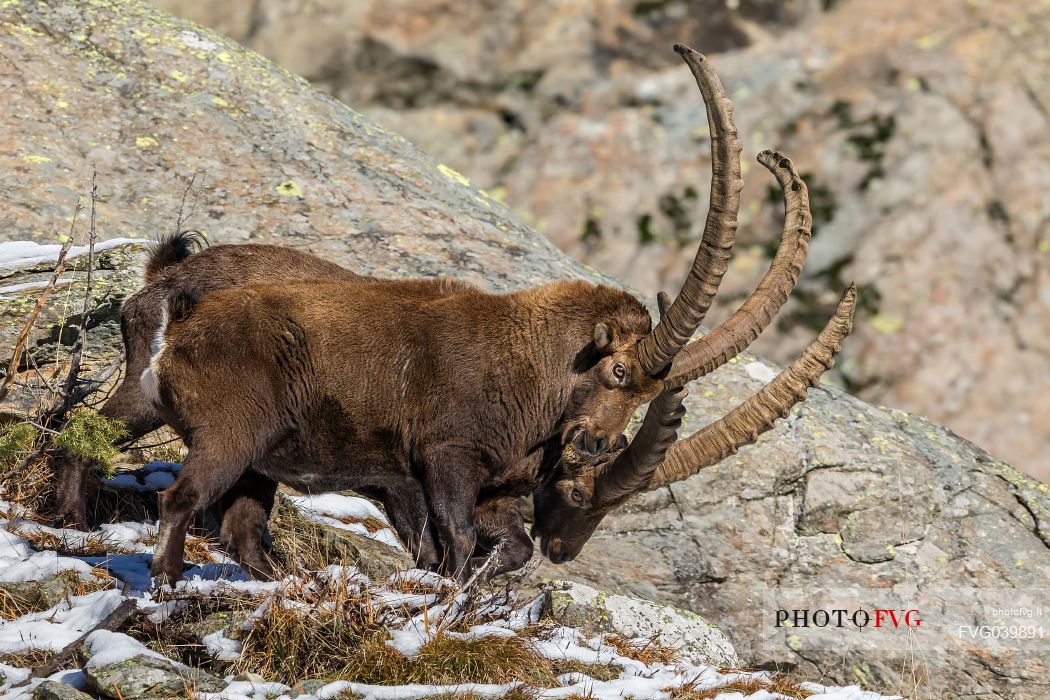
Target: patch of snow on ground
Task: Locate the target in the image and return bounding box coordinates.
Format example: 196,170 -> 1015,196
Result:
0,238 -> 146,272
0,477 -> 902,700
289,493 -> 404,550
0,589 -> 125,654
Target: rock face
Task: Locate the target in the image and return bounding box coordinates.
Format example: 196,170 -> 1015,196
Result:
32,680 -> 94,700
86,655 -> 226,699
153,0 -> 1050,484
545,580 -> 740,668
1,2 -> 1048,697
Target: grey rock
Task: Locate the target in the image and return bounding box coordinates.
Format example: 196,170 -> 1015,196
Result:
1,3 -> 1048,697
154,0 -> 1050,485
0,571 -> 101,616
32,681 -> 94,700
288,679 -> 327,697
545,580 -> 739,668
85,654 -> 225,700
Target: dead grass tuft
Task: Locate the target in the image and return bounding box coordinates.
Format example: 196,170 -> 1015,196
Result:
603,633 -> 679,665
234,577 -> 556,687
669,674 -> 815,699
0,648 -> 57,670
549,659 -> 622,681
130,590 -> 264,670
0,450 -> 53,516
426,690 -> 539,700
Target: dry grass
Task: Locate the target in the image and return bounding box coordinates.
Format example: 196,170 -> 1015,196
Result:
130,590 -> 264,670
669,674 -> 815,699
13,524 -> 215,565
0,450 -> 54,517
603,633 -> 679,665
549,659 -> 622,681
0,569 -> 113,621
234,577 -> 557,687
0,648 -> 57,670
426,690 -> 539,700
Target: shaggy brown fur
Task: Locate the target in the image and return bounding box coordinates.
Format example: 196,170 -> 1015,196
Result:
57,238 -> 573,577
146,276 -> 660,582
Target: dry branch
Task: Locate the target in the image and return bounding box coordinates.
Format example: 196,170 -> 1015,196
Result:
0,205 -> 81,404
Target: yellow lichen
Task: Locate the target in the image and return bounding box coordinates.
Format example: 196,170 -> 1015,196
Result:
437,163 -> 470,187
276,181 -> 302,198
22,155 -> 52,164
135,136 -> 158,148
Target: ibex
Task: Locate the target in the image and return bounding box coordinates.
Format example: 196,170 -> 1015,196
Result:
139,44 -> 854,584
54,235 -> 532,574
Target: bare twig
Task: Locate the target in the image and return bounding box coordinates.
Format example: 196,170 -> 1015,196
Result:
13,597 -> 138,687
55,170 -> 100,419
173,170 -> 206,236
0,205 -> 81,404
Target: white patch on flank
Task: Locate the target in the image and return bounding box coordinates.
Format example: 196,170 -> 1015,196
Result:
140,306 -> 169,405
743,360 -> 778,383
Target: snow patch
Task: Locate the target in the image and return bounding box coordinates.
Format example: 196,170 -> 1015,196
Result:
0,238 -> 146,272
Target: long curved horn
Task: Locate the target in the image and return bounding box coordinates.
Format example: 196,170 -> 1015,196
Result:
636,44 -> 743,376
644,285 -> 856,490
594,387 -> 688,507
661,150 -> 813,389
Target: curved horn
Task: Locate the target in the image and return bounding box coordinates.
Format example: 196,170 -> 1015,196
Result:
645,284 -> 856,491
637,44 -> 743,375
662,150 -> 813,389
594,387 -> 688,506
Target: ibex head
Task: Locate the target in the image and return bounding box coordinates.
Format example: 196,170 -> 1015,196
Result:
532,44 -> 856,564
560,306 -> 664,457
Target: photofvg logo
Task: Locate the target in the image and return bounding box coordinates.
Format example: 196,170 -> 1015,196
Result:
750,588 -> 1050,654
775,608 -> 922,630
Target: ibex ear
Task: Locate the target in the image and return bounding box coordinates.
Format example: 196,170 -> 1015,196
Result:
593,323 -> 614,353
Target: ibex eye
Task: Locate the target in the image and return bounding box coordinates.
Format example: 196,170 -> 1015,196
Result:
571,488 -> 585,505
612,363 -> 627,381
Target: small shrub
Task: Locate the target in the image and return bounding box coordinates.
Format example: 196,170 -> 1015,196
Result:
0,423 -> 51,513
52,409 -> 127,478
0,422 -> 36,470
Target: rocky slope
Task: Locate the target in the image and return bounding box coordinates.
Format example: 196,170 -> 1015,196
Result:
151,0 -> 1050,484
1,1 -> 1048,697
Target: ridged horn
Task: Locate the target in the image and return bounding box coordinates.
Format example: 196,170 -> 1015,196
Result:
645,284 -> 856,490
636,44 -> 743,375
594,387 -> 688,506
663,150 -> 813,389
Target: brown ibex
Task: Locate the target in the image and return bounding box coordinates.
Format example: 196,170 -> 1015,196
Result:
55,235 -> 530,574
140,44 -> 854,584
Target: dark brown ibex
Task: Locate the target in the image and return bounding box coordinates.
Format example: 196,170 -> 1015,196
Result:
55,235 -> 535,575
141,44 -> 854,584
